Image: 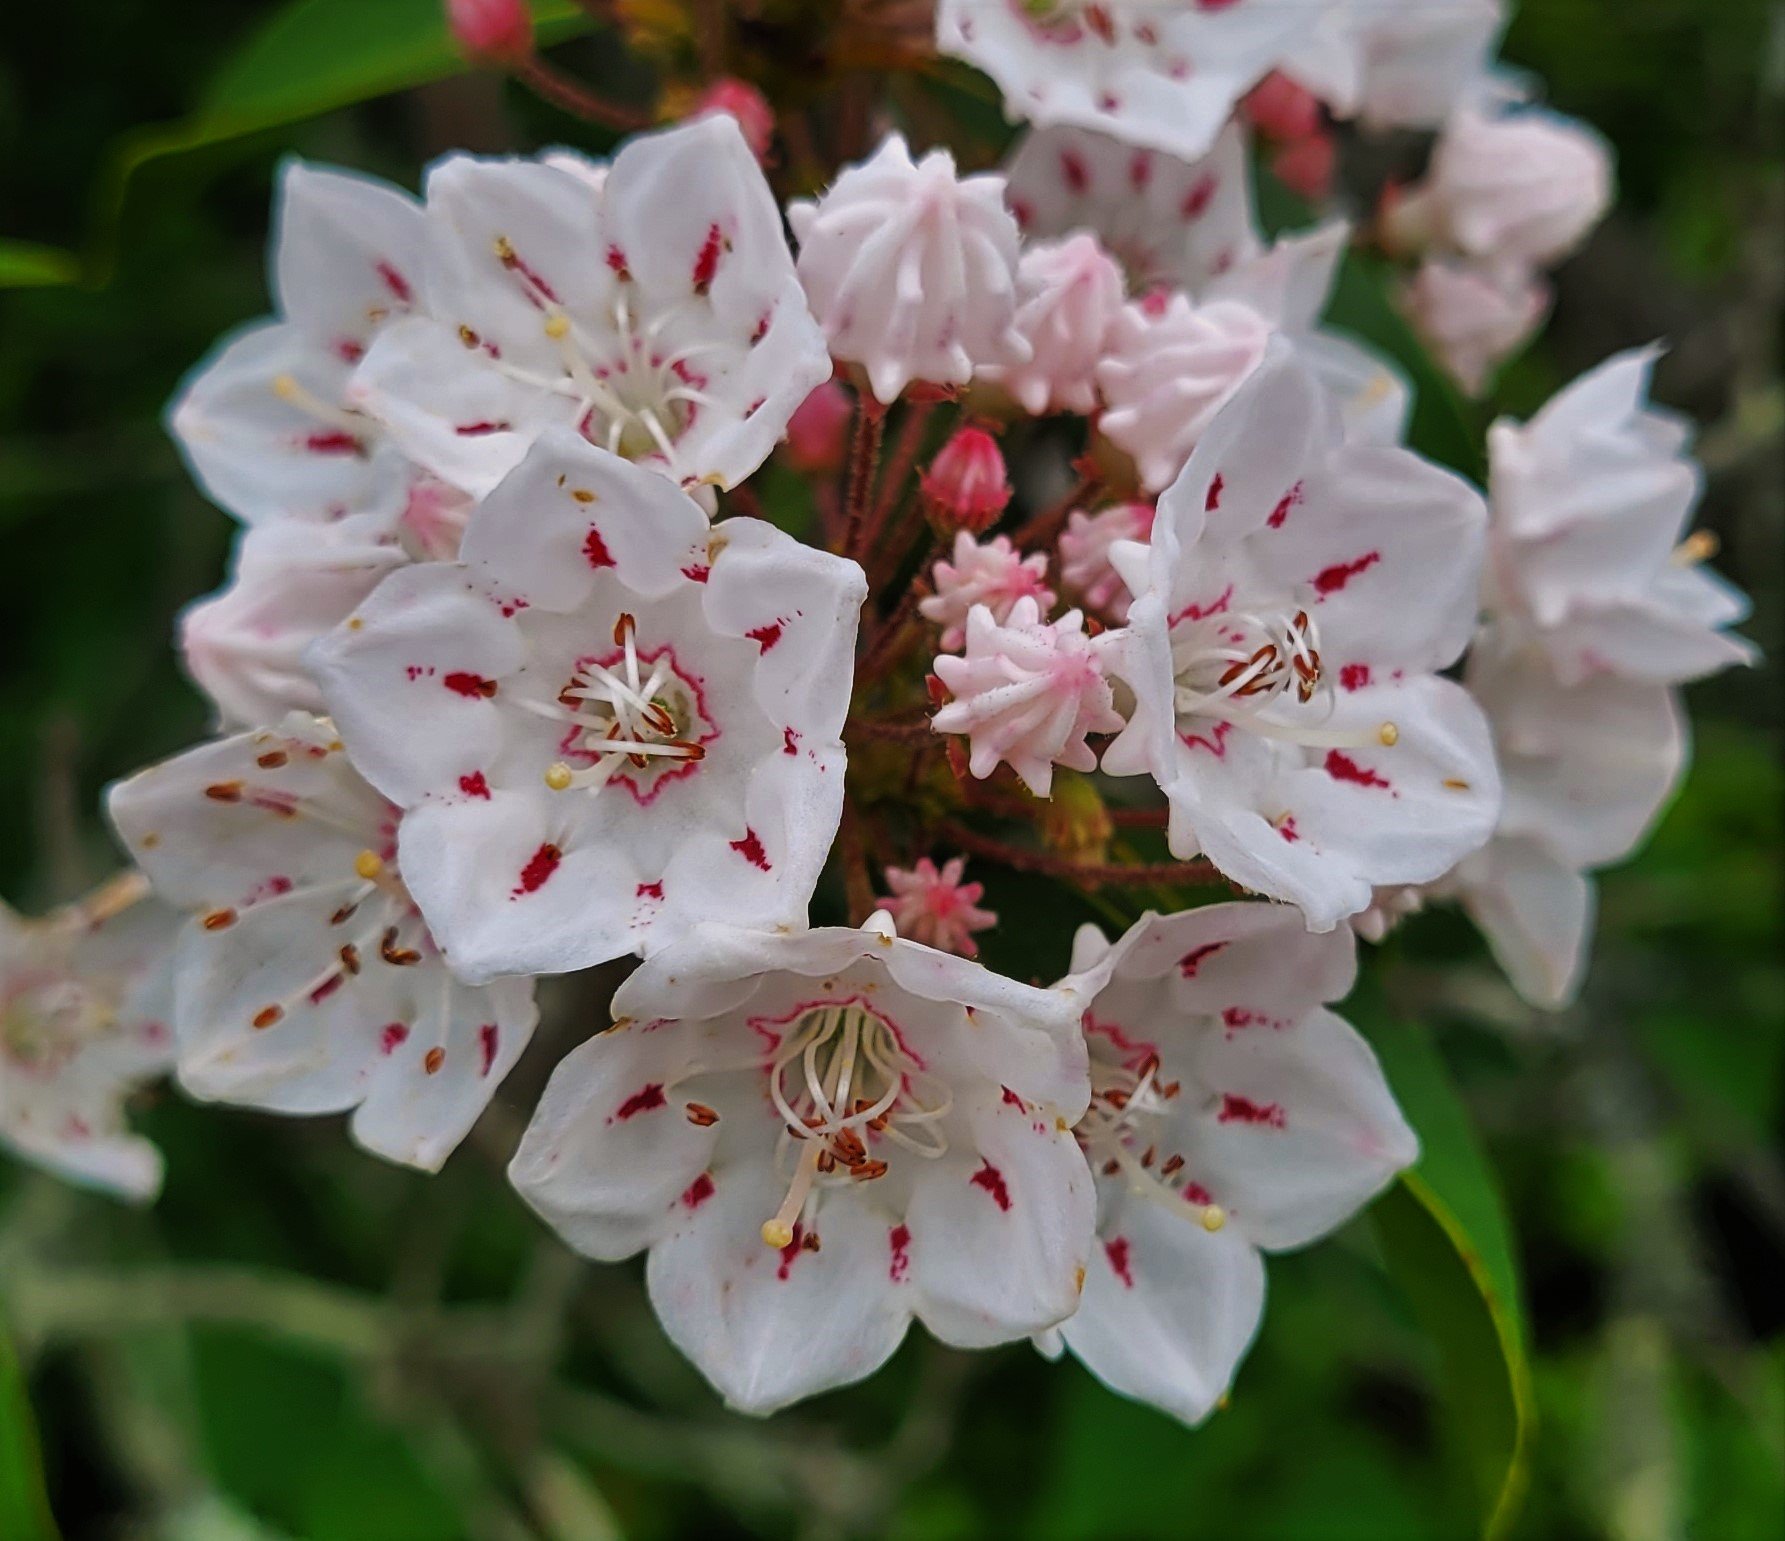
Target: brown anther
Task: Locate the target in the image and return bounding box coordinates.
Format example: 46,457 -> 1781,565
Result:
1137,1053 -> 1161,1082
252,1005 -> 283,1030
379,927 -> 422,966
424,1047 -> 445,1074
817,1150 -> 838,1174
457,324 -> 481,348
1159,1079 -> 1181,1099
851,1159 -> 889,1181
800,1231 -> 821,1253
1102,1158 -> 1121,1176
329,902 -> 359,927
1103,1088 -> 1130,1111
202,908 -> 237,931
571,488 -> 596,503
1140,1145 -> 1157,1168
1160,1154 -> 1185,1177
671,741 -> 705,761
205,781 -> 244,803
684,1102 -> 720,1127
612,612 -> 636,646
831,1129 -> 867,1167
338,943 -> 361,976
256,750 -> 289,769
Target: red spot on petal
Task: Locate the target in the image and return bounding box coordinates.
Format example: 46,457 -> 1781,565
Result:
454,419 -> 511,437
606,245 -> 630,279
1278,816 -> 1301,843
514,842 -> 562,894
1179,941 -> 1227,977
1060,148 -> 1090,194
681,1171 -> 715,1210
1105,1235 -> 1135,1288
730,828 -> 771,870
443,672 -> 497,698
1324,750 -> 1391,789
380,1022 -> 409,1054
889,1223 -> 911,1282
1339,663 -> 1371,690
1205,473 -> 1224,512
615,1083 -> 666,1120
1001,1085 -> 1028,1111
304,431 -> 362,456
1181,173 -> 1217,219
1312,551 -> 1381,596
1218,1093 -> 1286,1128
584,525 -> 615,568
746,620 -> 783,652
782,727 -> 799,756
1185,1181 -> 1214,1205
681,563 -> 710,583
636,879 -> 664,900
1268,481 -> 1303,529
334,338 -> 365,363
692,223 -> 724,294
970,1160 -> 1012,1211
479,1023 -> 499,1076
376,260 -> 413,305
459,771 -> 491,799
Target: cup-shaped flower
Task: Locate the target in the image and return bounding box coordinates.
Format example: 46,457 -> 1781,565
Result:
1485,348 -> 1758,685
350,115 -> 830,500
509,913 -> 1095,1414
788,135 -> 1029,403
107,714 -> 538,1171
1,886 -> 177,1200
919,533 -> 1055,652
309,431 -> 866,982
1101,344 -> 1500,930
936,0 -> 1302,161
1041,903 -> 1415,1424
170,160 -> 429,529
981,234 -> 1126,416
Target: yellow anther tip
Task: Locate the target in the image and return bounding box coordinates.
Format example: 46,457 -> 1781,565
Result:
1378,722 -> 1399,747
544,763 -> 574,791
1201,1204 -> 1227,1233
353,850 -> 384,881
760,1220 -> 794,1249
543,314 -> 571,339
271,373 -> 300,399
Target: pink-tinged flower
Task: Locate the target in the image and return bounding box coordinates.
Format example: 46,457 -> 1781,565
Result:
1101,345 -> 1500,931
1004,122 -> 1260,296
879,858 -> 998,957
1040,903 -> 1415,1425
107,715 -> 538,1172
920,427 -> 1013,535
789,135 -> 1029,404
1442,628 -> 1687,1007
170,160 -> 428,530
936,0 -> 1303,161
689,78 -> 776,162
1269,129 -> 1336,202
308,432 -> 865,983
1242,70 -> 1323,141
509,913 -> 1095,1413
919,533 -> 1055,652
782,378 -> 854,473
932,597 -> 1125,798
350,116 -> 830,500
1398,105 -> 1614,273
1,887 -> 177,1201
1485,348 -> 1758,685
180,519 -> 409,729
981,234 -> 1126,416
1059,501 -> 1154,621
446,0 -> 533,63
1398,258 -> 1548,397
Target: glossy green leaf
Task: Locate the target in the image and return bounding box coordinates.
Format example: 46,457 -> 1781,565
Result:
0,1320 -> 59,1541
1368,1017 -> 1535,1540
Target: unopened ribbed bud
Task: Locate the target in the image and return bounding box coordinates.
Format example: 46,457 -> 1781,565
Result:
919,426 -> 1012,535
445,0 -> 534,65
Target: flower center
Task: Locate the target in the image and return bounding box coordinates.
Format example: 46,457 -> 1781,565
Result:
1,974 -> 105,1075
758,1000 -> 953,1248
533,614 -> 709,796
1080,1032 -> 1226,1233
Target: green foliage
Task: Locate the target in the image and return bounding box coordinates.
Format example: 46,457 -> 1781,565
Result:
0,1321 -> 59,1541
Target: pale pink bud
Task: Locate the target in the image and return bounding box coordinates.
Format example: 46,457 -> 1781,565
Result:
691,78 -> 776,163
878,857 -> 998,958
445,0 -> 533,63
1059,502 -> 1154,621
920,426 -> 1012,535
1271,129 -> 1336,202
1400,258 -> 1549,397
1243,71 -> 1322,142
919,532 -> 1054,651
783,379 -> 854,473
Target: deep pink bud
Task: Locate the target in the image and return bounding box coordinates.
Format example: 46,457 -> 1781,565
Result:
1272,130 -> 1337,202
692,78 -> 776,163
920,427 -> 1012,535
1242,70 -> 1322,142
783,379 -> 854,473
446,0 -> 534,64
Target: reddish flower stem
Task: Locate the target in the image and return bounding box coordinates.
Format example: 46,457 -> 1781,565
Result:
935,820 -> 1228,891
838,803 -> 878,924
847,716 -> 935,745
512,56 -> 648,131
860,403 -> 936,555
1108,806 -> 1171,828
841,400 -> 888,559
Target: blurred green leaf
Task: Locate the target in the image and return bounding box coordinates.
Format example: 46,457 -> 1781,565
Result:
0,1320 -> 59,1541
1369,1018 -> 1535,1541
2,0 -> 595,291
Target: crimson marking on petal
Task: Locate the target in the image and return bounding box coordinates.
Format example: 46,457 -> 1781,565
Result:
730,829 -> 771,870
746,620 -> 784,652
583,525 -> 615,568
1324,750 -> 1391,789
1339,663 -> 1371,690
513,842 -> 562,896
1181,173 -> 1217,219
1169,584 -> 1233,626
1278,816 -> 1301,843
614,1083 -> 667,1121
443,672 -> 497,698
1205,473 -> 1224,512
889,1224 -> 911,1283
1312,551 -> 1381,596
1218,1093 -> 1286,1128
692,223 -> 724,294
1105,1235 -> 1136,1288
636,880 -> 664,900
782,727 -> 799,756
680,563 -> 710,583
304,431 -> 362,456
1185,1180 -> 1214,1205
1060,148 -> 1090,193
1180,719 -> 1232,758
1222,1006 -> 1284,1033
606,244 -> 630,279
459,771 -> 491,799
454,420 -> 510,436
1000,1085 -> 1028,1112
1129,150 -> 1153,190
334,338 -> 365,363
479,1024 -> 499,1076
1268,481 -> 1304,529
379,1023 -> 409,1055
970,1160 -> 1012,1211
1179,941 -> 1227,977
775,1223 -> 808,1281
375,260 -> 413,305
681,1172 -> 715,1210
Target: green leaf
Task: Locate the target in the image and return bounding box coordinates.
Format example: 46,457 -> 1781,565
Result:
0,1319 -> 59,1541
3,0 -> 595,291
1367,1016 -> 1535,1540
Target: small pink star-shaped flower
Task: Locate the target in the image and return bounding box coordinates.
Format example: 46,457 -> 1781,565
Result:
919,533 -> 1056,652
879,857 -> 999,958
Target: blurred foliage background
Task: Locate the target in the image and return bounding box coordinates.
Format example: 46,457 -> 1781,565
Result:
1,3 -> 1780,1538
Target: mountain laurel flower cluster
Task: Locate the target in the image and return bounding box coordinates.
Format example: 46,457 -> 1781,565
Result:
7,2 -> 1758,1441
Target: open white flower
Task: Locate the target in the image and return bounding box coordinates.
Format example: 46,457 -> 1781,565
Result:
1,883 -> 177,1201
107,715 -> 537,1172
1040,903 -> 1416,1425
350,115 -> 830,499
509,913 -> 1095,1414
1486,348 -> 1758,685
1102,345 -> 1500,930
170,160 -> 429,530
936,0 -> 1301,162
309,431 -> 864,983
789,135 -> 1029,403
1279,0 -> 1504,129
1004,122 -> 1260,297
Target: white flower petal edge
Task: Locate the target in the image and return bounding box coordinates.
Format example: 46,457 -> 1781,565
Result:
509,914 -> 1096,1414
350,115 -> 830,498
1052,903 -> 1415,1425
1,893 -> 178,1201
309,430 -> 865,983
1102,342 -> 1501,930
106,713 -> 537,1172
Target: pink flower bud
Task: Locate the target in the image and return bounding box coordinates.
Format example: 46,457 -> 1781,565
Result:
782,379 -> 854,473
920,427 -> 1012,535
691,78 -> 776,163
446,0 -> 534,64
1271,129 -> 1336,202
1243,71 -> 1322,142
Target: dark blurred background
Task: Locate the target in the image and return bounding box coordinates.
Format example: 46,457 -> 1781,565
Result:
1,3 -> 1780,1538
